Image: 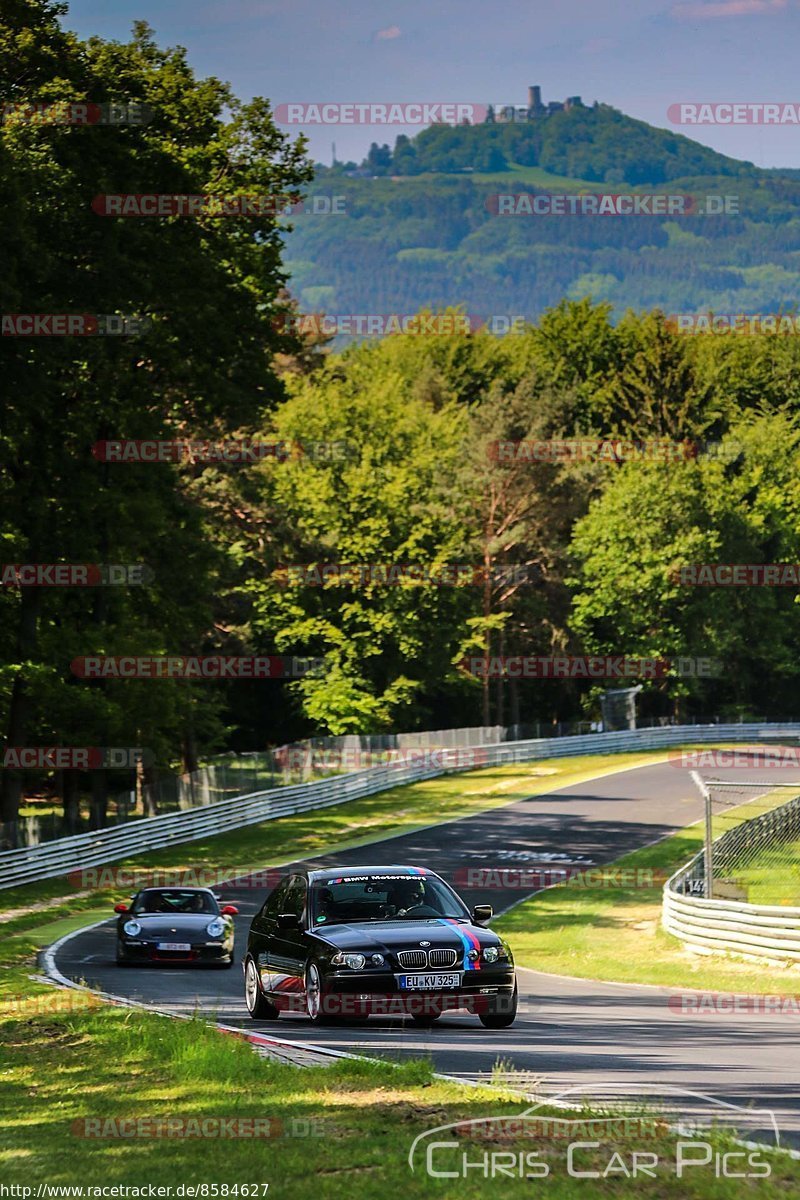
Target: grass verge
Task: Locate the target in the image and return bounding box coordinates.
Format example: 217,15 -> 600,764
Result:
1,923 -> 798,1196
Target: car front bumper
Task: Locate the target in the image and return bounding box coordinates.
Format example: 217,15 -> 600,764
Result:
279,966 -> 516,1016
118,940 -> 233,965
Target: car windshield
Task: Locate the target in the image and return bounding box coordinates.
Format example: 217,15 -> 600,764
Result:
309,874 -> 469,925
132,889 -> 219,915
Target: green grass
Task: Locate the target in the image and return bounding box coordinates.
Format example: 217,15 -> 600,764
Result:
4,754 -> 800,1194
497,790 -> 800,993
0,750 -> 678,935
734,838 -> 800,906
461,162 -> 600,188
1,926 -> 798,1196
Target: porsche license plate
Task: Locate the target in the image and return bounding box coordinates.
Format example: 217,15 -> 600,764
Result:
398,973 -> 462,990
157,942 -> 192,951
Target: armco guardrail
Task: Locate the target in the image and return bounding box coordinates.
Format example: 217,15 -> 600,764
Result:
4,721 -> 800,891
663,792 -> 800,962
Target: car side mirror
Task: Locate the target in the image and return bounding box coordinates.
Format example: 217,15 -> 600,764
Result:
472,904 -> 493,924
114,902 -> 130,914
277,912 -> 300,930
221,905 -> 239,916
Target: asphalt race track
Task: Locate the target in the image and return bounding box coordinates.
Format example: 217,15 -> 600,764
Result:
50,759 -> 800,1147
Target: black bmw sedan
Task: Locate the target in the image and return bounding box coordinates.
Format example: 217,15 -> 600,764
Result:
243,865 -> 517,1027
114,887 -> 238,967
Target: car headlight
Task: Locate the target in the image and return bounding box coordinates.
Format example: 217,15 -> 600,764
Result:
483,946 -> 500,963
369,953 -> 385,966
206,918 -> 226,938
331,952 -> 366,969
123,920 -> 142,937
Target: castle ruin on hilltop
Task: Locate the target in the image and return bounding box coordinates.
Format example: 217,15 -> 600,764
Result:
487,86 -> 585,123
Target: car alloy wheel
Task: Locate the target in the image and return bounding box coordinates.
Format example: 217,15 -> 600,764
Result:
244,958 -> 279,1020
305,961 -> 322,1021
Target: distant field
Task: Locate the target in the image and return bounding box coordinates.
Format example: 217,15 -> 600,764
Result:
389,162 -> 600,189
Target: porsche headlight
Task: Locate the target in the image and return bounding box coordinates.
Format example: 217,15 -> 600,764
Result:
331,952 -> 366,969
206,918 -> 226,938
483,946 -> 500,963
123,920 -> 142,937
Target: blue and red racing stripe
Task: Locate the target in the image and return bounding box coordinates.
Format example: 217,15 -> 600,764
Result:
438,918 -> 481,970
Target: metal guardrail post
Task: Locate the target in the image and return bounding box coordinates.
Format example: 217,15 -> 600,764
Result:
690,770 -> 714,899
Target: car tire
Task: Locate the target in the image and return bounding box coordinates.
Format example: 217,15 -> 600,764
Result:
304,961 -> 325,1023
479,983 -> 518,1029
244,957 -> 279,1020
304,961 -> 347,1024
410,1013 -> 440,1027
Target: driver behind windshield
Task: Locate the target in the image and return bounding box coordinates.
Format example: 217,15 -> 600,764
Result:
386,878 -> 442,917
310,875 -> 463,924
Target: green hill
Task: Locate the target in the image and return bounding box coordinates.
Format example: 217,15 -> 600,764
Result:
337,102 -> 759,185
282,103 -> 800,334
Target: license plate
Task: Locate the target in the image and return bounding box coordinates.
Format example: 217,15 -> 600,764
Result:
157,942 -> 192,951
398,973 -> 462,990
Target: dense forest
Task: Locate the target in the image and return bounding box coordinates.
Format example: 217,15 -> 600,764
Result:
329,102 -> 758,183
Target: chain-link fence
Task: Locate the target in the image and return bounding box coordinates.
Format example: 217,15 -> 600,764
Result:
683,778 -> 800,903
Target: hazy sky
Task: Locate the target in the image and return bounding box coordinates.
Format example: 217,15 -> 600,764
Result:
62,0 -> 800,168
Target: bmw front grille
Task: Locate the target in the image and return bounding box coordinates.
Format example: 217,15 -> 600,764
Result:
397,948 -> 459,969
428,948 -> 458,968
397,950 -> 427,969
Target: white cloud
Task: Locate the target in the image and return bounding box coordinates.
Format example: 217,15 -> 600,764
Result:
671,0 -> 787,19
374,24 -> 402,40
